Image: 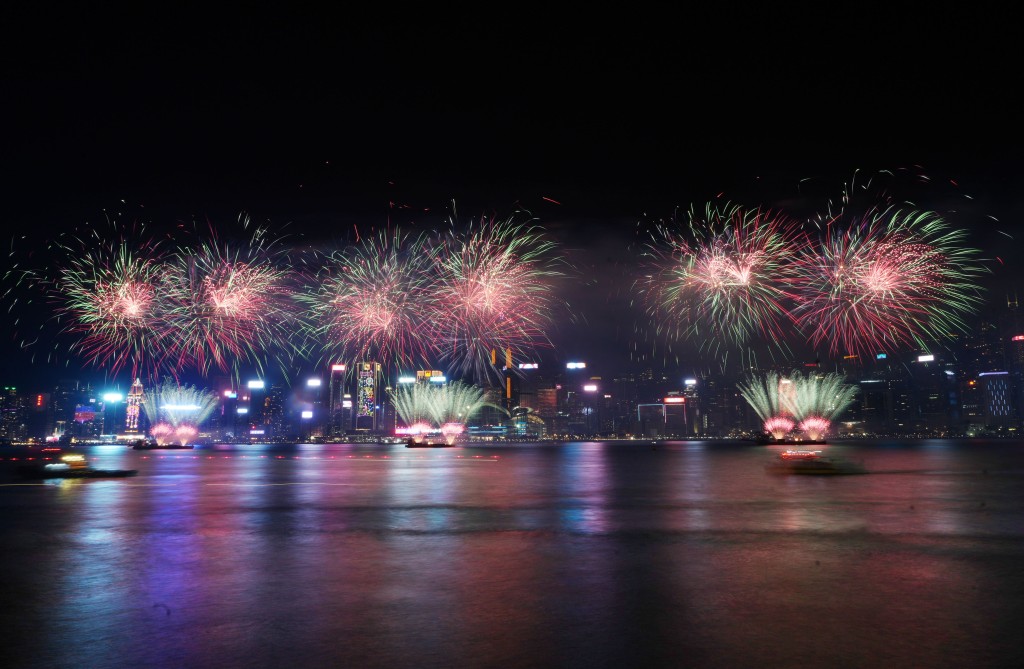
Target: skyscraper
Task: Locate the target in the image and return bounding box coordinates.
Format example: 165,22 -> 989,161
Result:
355,362 -> 381,432
125,378 -> 144,434
328,364 -> 347,437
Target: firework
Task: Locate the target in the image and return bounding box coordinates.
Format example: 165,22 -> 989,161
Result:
639,203 -> 805,355
737,370 -> 792,433
48,230 -> 167,378
797,417 -> 831,442
432,211 -> 563,383
296,228 -> 441,372
26,213 -> 303,381
389,380 -> 504,431
793,203 -> 987,358
762,416 -> 796,440
738,369 -> 856,440
741,368 -> 794,420
158,231 -> 300,378
141,378 -> 217,444
784,370 -> 858,440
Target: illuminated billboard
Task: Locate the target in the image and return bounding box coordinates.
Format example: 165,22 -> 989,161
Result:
917,354 -> 934,362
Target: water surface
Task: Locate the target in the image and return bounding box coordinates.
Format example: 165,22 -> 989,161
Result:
2,439 -> 1022,668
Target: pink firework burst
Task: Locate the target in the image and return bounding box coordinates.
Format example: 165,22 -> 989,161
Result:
792,208 -> 986,358
158,228 -> 298,377
297,228 -> 441,371
798,417 -> 831,441
434,213 -> 562,382
640,203 -> 806,356
763,416 -> 795,440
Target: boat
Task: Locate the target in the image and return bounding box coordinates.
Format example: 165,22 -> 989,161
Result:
764,449 -> 866,475
130,438 -> 194,450
1,447 -> 138,480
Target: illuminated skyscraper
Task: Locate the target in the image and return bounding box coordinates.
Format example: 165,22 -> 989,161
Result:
355,362 -> 381,432
328,364 -> 347,436
125,378 -> 144,434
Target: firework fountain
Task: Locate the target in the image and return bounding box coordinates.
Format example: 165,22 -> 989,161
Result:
738,370 -> 857,441
737,371 -> 795,439
389,380 -> 506,444
784,371 -> 859,441
141,379 -> 218,445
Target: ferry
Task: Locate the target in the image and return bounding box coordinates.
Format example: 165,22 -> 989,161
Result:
764,449 -> 866,475
1,446 -> 137,480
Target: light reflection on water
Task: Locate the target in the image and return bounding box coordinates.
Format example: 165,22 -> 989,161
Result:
2,439 -> 1024,668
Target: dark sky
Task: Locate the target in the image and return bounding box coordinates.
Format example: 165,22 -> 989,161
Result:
3,7 -> 1022,389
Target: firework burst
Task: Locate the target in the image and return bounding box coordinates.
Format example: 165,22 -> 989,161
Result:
296,228 -> 441,372
45,224 -> 168,378
793,207 -> 987,358
433,211 -> 563,383
639,203 -> 805,357
739,369 -> 856,440
159,224 -> 300,378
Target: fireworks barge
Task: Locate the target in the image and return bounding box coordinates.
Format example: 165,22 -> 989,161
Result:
765,449 -> 866,475
130,438 -> 194,450
754,435 -> 827,446
1,447 -> 137,480
405,437 -> 456,448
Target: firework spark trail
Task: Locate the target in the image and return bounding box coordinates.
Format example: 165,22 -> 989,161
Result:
793,207 -> 987,358
639,203 -> 806,357
737,370 -> 788,424
433,211 -> 564,383
783,370 -> 858,422
296,228 -> 442,373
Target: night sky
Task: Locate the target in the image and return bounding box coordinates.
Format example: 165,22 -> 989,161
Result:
3,7 -> 1021,390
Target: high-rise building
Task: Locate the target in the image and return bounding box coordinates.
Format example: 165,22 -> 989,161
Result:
355,362 -> 381,432
49,379 -> 81,439
0,386 -> 27,442
125,378 -> 144,434
263,383 -> 287,439
979,371 -> 1016,429
328,364 -> 348,437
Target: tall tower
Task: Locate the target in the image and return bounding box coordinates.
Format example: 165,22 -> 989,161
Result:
328,364 -> 347,437
125,378 -> 144,434
355,362 -> 381,432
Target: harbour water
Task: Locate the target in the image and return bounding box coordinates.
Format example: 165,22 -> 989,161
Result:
2,439 -> 1023,668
